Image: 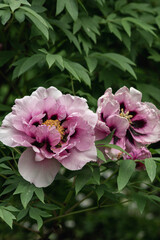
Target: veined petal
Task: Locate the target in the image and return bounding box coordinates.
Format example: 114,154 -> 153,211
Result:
18,148 -> 60,188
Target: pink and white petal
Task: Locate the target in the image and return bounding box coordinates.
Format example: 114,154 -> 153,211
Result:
13,96 -> 40,117
106,115 -> 129,138
18,148 -> 60,188
97,88 -> 114,107
82,109 -> 98,128
95,120 -> 110,140
60,145 -> 97,170
57,95 -> 88,116
0,126 -> 33,147
31,87 -> 62,100
101,99 -> 120,120
130,87 -> 142,102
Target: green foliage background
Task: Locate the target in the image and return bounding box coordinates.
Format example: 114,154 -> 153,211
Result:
0,0 -> 160,239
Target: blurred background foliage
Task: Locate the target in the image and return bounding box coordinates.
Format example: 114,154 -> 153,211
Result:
1,0 -> 160,239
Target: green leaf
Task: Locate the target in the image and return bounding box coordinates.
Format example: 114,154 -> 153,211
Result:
117,160 -> 136,191
14,181 -> 34,208
155,16 -> 160,29
75,167 -> 92,194
0,156 -> 13,164
24,12 -> 49,40
46,53 -> 64,69
0,184 -> 16,197
0,4 -> 8,9
145,158 -> 157,182
56,0 -> 65,15
96,185 -> 104,201
85,56 -> 98,73
108,22 -> 122,41
64,60 -> 91,87
121,19 -> 131,37
17,208 -> 29,221
97,148 -> 106,162
133,193 -> 147,214
9,0 -> 21,12
18,54 -> 44,76
0,207 -> 16,228
29,207 -> 43,230
20,6 -> 49,28
92,166 -> 100,184
15,9 -> 25,23
0,9 -> 11,25
66,0 -> 78,21
34,188 -> 44,203
95,130 -> 115,146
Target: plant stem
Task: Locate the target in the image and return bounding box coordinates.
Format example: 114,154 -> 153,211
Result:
13,222 -> 41,236
44,200 -> 129,223
65,191 -> 93,214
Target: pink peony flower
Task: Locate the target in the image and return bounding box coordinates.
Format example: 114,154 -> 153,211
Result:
0,87 -> 98,187
123,146 -> 152,170
96,86 -> 160,159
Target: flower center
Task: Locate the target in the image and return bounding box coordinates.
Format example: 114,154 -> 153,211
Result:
119,108 -> 133,123
43,119 -> 65,139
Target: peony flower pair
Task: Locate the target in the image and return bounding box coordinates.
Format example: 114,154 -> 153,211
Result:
0,86 -> 160,187
96,86 -> 160,163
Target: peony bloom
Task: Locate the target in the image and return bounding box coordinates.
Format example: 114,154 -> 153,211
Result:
123,146 -> 152,170
96,86 -> 160,159
0,87 -> 98,187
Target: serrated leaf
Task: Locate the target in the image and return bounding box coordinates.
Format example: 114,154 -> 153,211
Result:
145,158 -> 157,182
117,160 -> 136,191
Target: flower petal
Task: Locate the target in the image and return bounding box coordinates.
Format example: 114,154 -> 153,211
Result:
31,86 -> 62,100
60,145 -> 97,170
18,148 -> 60,187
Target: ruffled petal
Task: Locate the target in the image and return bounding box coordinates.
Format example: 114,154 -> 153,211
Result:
31,86 -> 62,100
18,148 -> 60,188
60,145 -> 97,170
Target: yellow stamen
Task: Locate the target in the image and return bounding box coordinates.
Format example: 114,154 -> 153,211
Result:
43,119 -> 65,139
120,108 -> 133,123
